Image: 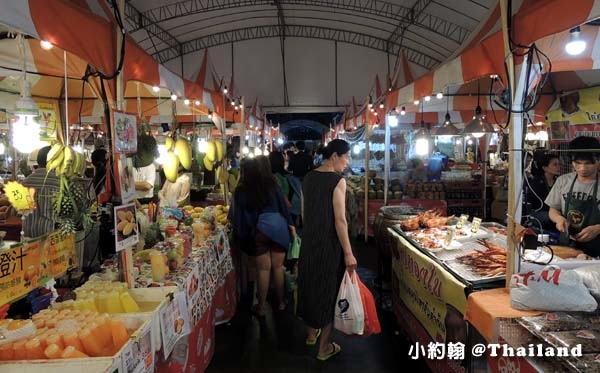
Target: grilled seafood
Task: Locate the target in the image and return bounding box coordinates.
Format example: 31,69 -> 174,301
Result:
400,209 -> 447,231
400,216 -> 420,231
455,240 -> 506,277
423,215 -> 455,228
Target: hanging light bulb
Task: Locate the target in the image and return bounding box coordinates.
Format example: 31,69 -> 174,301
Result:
194,100 -> 201,106
13,77 -> 41,154
379,103 -> 384,109
254,147 -> 262,156
424,96 -> 431,102
436,89 -> 459,136
368,97 -> 373,109
565,26 -> 586,56
263,149 -> 269,156
462,80 -> 495,138
242,146 -> 249,154
152,86 -> 160,93
223,85 -> 228,94
170,94 -> 177,101
415,102 -> 430,156
0,143 -> 5,155
400,106 -> 406,115
207,111 -> 213,120
353,144 -> 360,154
197,138 -> 208,153
436,92 -> 443,99
414,100 -> 419,105
184,99 -> 190,105
277,137 -> 284,145
388,113 -> 398,128
40,40 -> 53,50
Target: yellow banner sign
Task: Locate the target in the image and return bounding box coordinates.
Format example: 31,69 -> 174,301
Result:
4,181 -> 35,212
0,232 -> 75,306
391,231 -> 468,344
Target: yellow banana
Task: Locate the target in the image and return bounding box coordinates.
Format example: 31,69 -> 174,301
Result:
206,140 -> 216,162
46,144 -> 64,172
174,139 -> 192,170
215,141 -> 224,162
203,155 -> 213,171
61,146 -> 74,177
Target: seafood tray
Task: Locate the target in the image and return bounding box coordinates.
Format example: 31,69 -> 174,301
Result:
481,222 -> 508,237
443,239 -> 507,284
449,225 -> 491,241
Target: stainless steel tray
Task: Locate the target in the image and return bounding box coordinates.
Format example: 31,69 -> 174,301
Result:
444,240 -> 507,284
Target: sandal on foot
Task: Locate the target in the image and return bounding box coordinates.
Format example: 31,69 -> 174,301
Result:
305,328 -> 321,346
317,342 -> 341,361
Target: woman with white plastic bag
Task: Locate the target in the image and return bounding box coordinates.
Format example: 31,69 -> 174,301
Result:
334,270 -> 365,335
296,140 -> 358,361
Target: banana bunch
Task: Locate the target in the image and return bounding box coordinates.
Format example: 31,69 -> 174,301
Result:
46,143 -> 87,177
200,139 -> 224,171
163,137 -> 192,182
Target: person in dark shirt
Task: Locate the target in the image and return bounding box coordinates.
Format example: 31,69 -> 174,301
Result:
288,141 -> 314,180
524,152 -> 561,231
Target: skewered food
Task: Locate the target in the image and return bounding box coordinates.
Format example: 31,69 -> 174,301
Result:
455,240 -> 506,276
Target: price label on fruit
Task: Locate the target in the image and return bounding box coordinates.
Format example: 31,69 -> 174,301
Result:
471,217 -> 482,233
456,214 -> 469,229
4,181 -> 35,212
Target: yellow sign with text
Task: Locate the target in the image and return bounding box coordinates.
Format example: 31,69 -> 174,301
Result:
4,181 -> 36,212
0,232 -> 75,306
391,231 -> 468,343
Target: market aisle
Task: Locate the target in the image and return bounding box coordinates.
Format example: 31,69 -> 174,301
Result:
207,239 -> 431,373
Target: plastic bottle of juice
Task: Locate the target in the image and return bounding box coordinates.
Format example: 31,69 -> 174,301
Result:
44,343 -> 63,359
46,333 -> 65,350
110,318 -> 130,350
61,345 -> 89,358
78,328 -> 103,357
25,337 -> 46,359
12,339 -> 28,360
91,319 -> 113,353
106,290 -> 124,313
97,291 -> 109,313
63,330 -> 85,353
150,250 -> 166,282
119,291 -> 140,313
0,342 -> 14,361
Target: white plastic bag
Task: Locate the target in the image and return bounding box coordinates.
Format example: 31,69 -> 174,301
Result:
574,264 -> 600,302
510,265 -> 598,312
334,270 -> 365,335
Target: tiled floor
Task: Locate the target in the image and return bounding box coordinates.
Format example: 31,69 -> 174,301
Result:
206,238 -> 431,373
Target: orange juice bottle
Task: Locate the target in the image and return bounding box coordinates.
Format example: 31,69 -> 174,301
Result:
63,330 -> 85,353
46,333 -> 65,350
110,318 -> 130,350
78,328 -> 103,357
61,345 -> 89,358
25,337 -> 46,359
12,339 -> 28,360
119,291 -> 140,313
44,343 -> 63,359
0,342 -> 14,361
92,318 -> 113,354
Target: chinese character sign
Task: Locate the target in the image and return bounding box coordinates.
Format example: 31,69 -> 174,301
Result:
4,181 -> 35,212
0,241 -> 40,305
47,231 -> 76,276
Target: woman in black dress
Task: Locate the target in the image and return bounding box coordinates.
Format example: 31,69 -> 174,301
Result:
297,139 -> 357,361
524,152 -> 561,230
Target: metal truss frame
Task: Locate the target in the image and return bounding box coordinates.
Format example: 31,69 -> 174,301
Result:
387,0 -> 432,47
131,0 -> 471,45
152,24 -> 440,69
123,2 -> 181,62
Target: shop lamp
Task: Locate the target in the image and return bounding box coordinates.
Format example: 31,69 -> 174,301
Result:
222,85 -> 228,94
353,144 -> 360,154
436,92 -> 443,99
0,143 -> 5,155
424,96 -> 431,102
194,100 -> 201,106
565,27 -> 586,56
415,102 -> 430,156
13,79 -> 41,154
152,86 -> 160,93
461,81 -> 494,138
388,113 -> 399,128
197,138 -> 208,153
400,106 -> 406,115
247,152 -> 255,158
436,90 -> 460,136
40,40 -> 53,50
170,94 -> 177,101
184,99 -> 190,105
277,137 -> 284,145
414,100 -> 419,105
263,149 -> 269,156
242,146 -> 249,154
254,147 -> 262,156
379,103 -> 384,109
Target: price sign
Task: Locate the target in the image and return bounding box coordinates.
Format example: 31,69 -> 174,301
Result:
456,214 -> 469,229
471,217 -> 482,234
4,181 -> 35,212
445,228 -> 455,247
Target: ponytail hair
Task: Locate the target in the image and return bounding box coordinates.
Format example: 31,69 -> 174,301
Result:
321,139 -> 350,159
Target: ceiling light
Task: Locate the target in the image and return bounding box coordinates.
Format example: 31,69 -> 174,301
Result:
388,114 -> 398,128
415,123 -> 429,156
254,147 -> 262,156
194,100 -> 201,106
379,103 -> 384,109
353,144 -> 360,154
414,100 -> 420,105
436,92 -> 443,99
40,40 -> 53,50
462,81 -> 495,138
565,27 -> 586,56
400,106 -> 406,115
223,85 -> 228,94
184,99 -> 190,105
170,94 -> 177,101
424,96 -> 431,101
152,86 -> 160,93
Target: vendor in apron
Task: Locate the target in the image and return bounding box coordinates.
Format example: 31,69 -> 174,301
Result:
546,136 -> 600,257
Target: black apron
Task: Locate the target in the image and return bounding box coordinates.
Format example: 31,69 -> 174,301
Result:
560,174 -> 600,256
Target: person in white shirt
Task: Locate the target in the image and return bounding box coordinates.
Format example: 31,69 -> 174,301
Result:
158,168 -> 191,207
134,163 -> 156,204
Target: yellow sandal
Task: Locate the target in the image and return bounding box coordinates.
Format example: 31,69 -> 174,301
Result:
305,328 -> 321,346
317,342 -> 341,361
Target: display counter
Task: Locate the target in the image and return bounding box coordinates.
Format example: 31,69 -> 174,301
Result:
388,222 -> 506,372
358,199 -> 447,236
